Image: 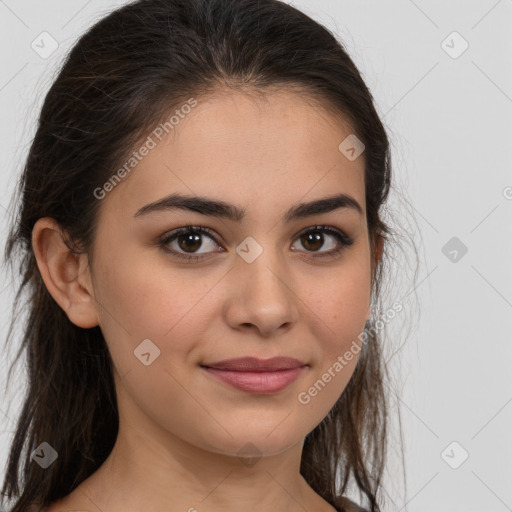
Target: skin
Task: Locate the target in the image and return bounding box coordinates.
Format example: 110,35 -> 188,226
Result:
33,88 -> 382,512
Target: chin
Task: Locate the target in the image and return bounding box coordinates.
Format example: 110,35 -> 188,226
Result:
194,423 -> 306,461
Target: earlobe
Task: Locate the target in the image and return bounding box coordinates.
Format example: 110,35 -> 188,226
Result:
31,217 -> 99,329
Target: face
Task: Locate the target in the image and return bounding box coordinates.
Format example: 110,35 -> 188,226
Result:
85,89 -> 374,458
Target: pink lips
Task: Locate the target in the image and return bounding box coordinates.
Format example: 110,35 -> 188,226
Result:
201,356 -> 307,394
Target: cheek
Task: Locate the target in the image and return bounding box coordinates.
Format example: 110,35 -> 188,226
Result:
293,266 -> 370,419
91,254 -> 222,434
300,258 -> 371,382
92,249 -> 221,370
309,261 -> 371,341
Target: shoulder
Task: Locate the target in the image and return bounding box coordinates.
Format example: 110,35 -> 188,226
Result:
333,496 -> 370,512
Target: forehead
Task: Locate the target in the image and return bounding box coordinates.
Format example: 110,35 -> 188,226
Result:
100,89 -> 366,221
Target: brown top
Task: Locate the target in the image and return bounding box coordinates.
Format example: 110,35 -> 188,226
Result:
334,496 -> 369,512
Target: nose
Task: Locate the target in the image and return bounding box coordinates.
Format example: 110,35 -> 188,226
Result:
223,248 -> 300,338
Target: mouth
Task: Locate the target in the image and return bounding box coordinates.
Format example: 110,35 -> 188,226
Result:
200,356 -> 308,394
201,356 -> 306,372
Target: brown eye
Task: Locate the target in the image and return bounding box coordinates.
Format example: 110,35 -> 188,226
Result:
159,225 -> 223,261
177,232 -> 203,253
291,226 -> 354,258
300,231 -> 324,251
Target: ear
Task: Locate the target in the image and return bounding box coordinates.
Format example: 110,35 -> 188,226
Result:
31,217 -> 99,329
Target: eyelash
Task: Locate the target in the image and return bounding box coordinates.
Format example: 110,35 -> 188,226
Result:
158,223 -> 355,262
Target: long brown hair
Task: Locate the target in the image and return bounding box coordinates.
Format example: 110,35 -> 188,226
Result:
1,0 -> 415,510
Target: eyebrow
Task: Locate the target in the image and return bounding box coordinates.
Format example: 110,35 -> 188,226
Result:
134,192 -> 363,222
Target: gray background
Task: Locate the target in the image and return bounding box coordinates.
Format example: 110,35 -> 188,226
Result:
1,1 -> 511,511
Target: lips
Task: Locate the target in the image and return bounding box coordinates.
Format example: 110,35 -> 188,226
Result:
200,356 -> 308,394
201,356 -> 306,372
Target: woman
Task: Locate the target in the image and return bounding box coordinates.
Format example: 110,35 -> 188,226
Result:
1,0 -> 408,510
